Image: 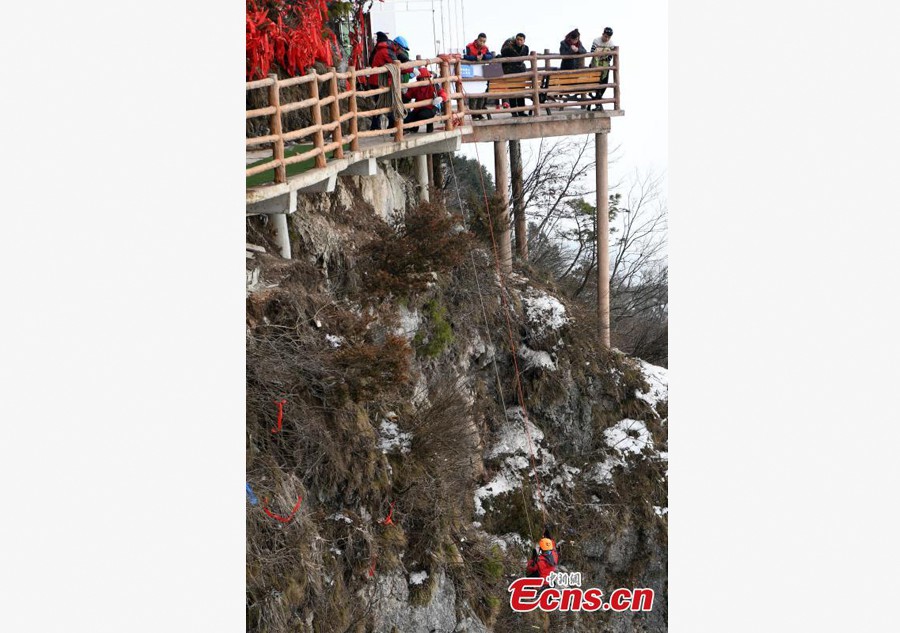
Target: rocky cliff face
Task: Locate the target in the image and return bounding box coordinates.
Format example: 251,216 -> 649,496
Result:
246,161 -> 667,632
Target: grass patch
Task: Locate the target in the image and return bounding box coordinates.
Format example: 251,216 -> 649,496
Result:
246,142 -> 351,188
414,299 -> 454,358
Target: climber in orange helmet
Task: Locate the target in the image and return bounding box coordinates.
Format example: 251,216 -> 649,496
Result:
526,527 -> 560,580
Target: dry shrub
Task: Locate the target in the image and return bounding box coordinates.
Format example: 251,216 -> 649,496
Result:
333,334 -> 411,401
359,200 -> 473,296
466,192 -> 509,246
448,535 -> 520,627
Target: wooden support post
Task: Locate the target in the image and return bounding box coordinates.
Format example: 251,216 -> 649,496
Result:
530,52 -> 540,117
613,48 -> 621,111
454,59 -> 465,122
494,140 -> 512,273
440,61 -> 454,130
426,153 -> 434,187
308,71 -> 327,168
267,74 -> 286,184
596,132 -> 610,347
433,153 -> 445,189
327,67 -> 344,158
348,67 -> 360,151
510,139 -> 527,260
543,50 -> 552,116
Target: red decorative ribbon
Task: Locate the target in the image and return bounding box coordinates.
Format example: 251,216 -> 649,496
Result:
380,501 -> 395,526
263,495 -> 303,523
271,399 -> 287,434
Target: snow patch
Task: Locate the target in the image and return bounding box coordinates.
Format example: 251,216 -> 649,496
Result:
586,420 -> 655,487
377,418 -> 412,455
522,290 -> 569,337
604,419 -> 653,455
491,532 -> 530,553
474,470 -> 518,516
395,305 -> 421,340
325,334 -> 344,348
588,457 -> 620,485
488,408 -> 545,459
328,513 -> 353,524
634,359 -> 668,411
409,571 -> 429,585
654,506 -> 668,516
518,344 -> 557,371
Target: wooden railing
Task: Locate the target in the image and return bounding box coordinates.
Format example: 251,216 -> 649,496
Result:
459,48 -> 620,118
246,57 -> 464,186
246,50 -> 621,188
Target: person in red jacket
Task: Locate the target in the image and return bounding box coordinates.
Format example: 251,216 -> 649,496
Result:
367,32 -> 410,130
526,536 -> 560,580
462,33 -> 494,118
402,67 -> 448,133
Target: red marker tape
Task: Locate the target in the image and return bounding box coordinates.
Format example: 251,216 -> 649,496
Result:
271,399 -> 287,434
380,501 -> 395,526
262,495 -> 303,523
368,556 -> 377,578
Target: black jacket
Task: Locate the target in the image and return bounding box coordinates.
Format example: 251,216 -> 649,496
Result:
500,39 -> 529,74
559,39 -> 586,70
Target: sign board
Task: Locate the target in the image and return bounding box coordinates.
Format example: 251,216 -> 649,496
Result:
461,62 -> 487,95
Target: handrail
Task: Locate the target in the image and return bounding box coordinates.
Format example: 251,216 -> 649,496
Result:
246,50 -> 621,188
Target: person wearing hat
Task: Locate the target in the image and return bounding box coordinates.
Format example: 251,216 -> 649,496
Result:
525,527 -> 560,580
590,27 -> 615,110
392,35 -> 415,83
559,29 -> 586,70
401,67 -> 448,133
500,33 -> 530,116
366,31 -> 410,130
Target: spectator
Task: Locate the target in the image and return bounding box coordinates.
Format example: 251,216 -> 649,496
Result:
393,35 -> 414,83
590,27 -> 615,110
367,32 -> 400,130
500,33 -> 530,117
464,33 -> 493,61
559,28 -> 587,70
402,67 -> 448,133
463,33 -> 494,119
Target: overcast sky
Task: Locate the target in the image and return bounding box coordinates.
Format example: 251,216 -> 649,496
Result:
369,0 -> 668,190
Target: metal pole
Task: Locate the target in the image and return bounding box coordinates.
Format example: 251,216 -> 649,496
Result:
596,132 -> 610,346
494,140 -> 512,272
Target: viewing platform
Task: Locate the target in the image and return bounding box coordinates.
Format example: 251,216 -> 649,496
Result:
246,49 -> 621,205
246,49 -> 620,345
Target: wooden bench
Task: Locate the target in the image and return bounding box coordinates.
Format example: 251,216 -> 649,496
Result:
486,75 -> 534,95
543,68 -> 604,111
481,74 -> 535,119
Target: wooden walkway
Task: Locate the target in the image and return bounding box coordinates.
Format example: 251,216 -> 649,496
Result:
246,49 -> 621,204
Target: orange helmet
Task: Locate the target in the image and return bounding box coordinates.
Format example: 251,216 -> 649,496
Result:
539,538 -> 554,551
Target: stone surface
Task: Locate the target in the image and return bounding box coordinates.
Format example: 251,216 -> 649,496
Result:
371,571 -> 458,633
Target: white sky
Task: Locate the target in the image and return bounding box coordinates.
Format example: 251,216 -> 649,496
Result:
369,0 -> 668,189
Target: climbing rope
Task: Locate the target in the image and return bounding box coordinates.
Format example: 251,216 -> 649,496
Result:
446,135 -> 550,530
449,155 -> 537,541
373,64 -> 408,126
